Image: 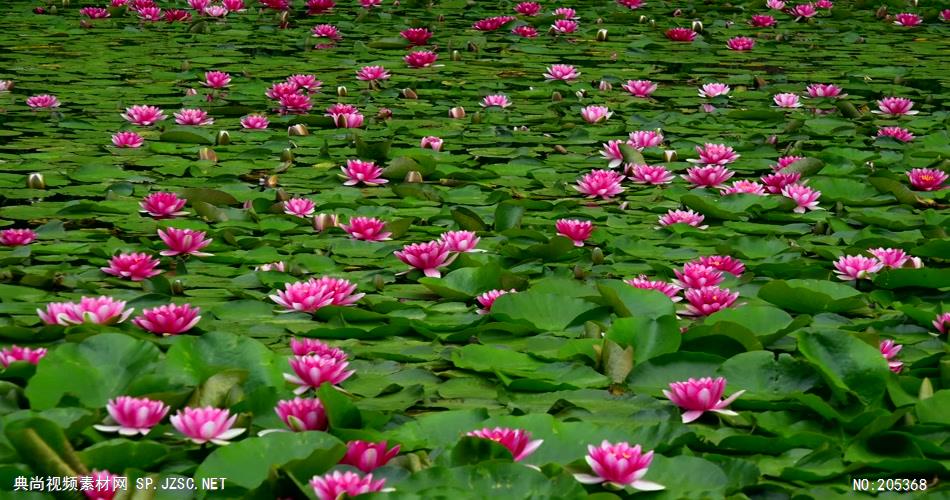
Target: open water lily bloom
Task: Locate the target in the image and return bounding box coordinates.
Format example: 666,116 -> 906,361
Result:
170,406 -> 245,445
310,471 -> 386,500
574,441 -> 664,491
466,427 -> 543,461
664,377 -> 745,423
94,396 -> 170,436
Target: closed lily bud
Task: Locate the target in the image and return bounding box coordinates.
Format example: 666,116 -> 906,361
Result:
919,378 -> 933,399
27,172 -> 46,189
449,107 -> 465,119
171,279 -> 184,296
48,5 -> 57,14
275,188 -> 291,202
376,108 -> 393,120
663,149 -> 677,162
216,130 -> 230,145
198,147 -> 217,162
261,175 -> 279,188
673,8 -> 682,16
437,14 -> 445,23
372,274 -> 385,291
638,15 -> 649,23
691,20 -> 703,32
337,86 -> 347,97
576,89 -> 588,99
402,88 -> 418,99
405,171 -> 423,183
573,264 -> 586,279
591,247 -> 604,265
596,29 -> 608,41
313,213 -> 338,232
467,41 -> 478,52
553,145 -> 568,154
80,19 -> 92,29
648,18 -> 656,27
451,50 -> 461,61
280,148 -> 294,162
766,135 -> 778,145
875,5 -> 887,18
551,91 -> 563,102
618,201 -> 629,210
288,124 -> 309,136
599,80 -> 612,91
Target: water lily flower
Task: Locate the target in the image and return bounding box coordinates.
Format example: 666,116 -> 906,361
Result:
683,286 -> 738,315
556,219 -> 594,247
815,0 -> 833,7
449,107 -> 466,119
275,397 -> 328,431
0,345 -> 47,368
311,24 -> 342,40
482,94 -> 512,108
138,7 -> 163,21
420,136 -> 443,151
266,82 -> 301,100
790,3 -> 817,18
544,64 -> 580,81
574,441 -> 664,491
279,93 -> 312,114
664,377 -> 745,422
174,108 -> 213,126
720,180 -> 767,196
658,209 -> 707,229
581,105 -> 612,123
575,169 -> 625,199
203,71 -> 231,88
310,471 -> 386,500
94,396 -> 170,436
781,183 -> 821,213
404,50 -> 438,68
360,0 -> 381,8
188,0 -> 209,9
271,277 -> 363,313
625,276 -> 682,301
689,143 -> 739,165
665,27 -> 697,42
80,7 -> 110,18
873,97 -> 918,116
0,228 -> 37,246
627,130 -> 664,150
101,252 -> 162,281
79,470 -> 119,500
760,171 -> 801,193
621,80 -> 657,97
356,65 -> 390,81
894,13 -> 922,26
472,16 -> 516,31
833,255 -> 884,280
222,0 -> 245,11
773,92 -> 802,108
285,354 -> 355,394
290,338 -> 347,359
341,159 -> 387,186
334,112 -> 364,128
553,7 -> 578,19
37,302 -> 80,326
158,228 -> 213,257
111,131 -> 144,148
340,217 -> 391,241
806,83 -> 843,97
601,141 -> 626,168
401,27 -> 433,45
140,192 -> 188,219
552,19 -> 578,34
476,289 -> 517,314
868,248 -> 918,269
132,303 -> 202,335
122,105 -> 166,126
512,25 -> 539,37
876,126 -> 913,142
698,83 -> 730,98
26,94 -> 60,109
394,241 -> 452,278
171,406 -> 245,445
37,296 -> 132,326
906,168 -> 947,191
256,261 -> 286,272
341,441 -> 400,473
942,9 -> 950,22
283,198 -> 316,218
696,255 -> 745,277
441,230 -> 482,253
674,263 -> 724,289
627,164 -> 674,185
515,2 -> 541,16
617,0 -> 645,9
880,340 -> 903,373
0,80 -> 12,92
240,114 -> 269,129
682,165 -> 735,187
767,0 -> 785,9
466,427 -> 543,461
933,312 -> 950,334
750,14 -> 776,26
772,155 -> 805,171
727,36 -> 756,50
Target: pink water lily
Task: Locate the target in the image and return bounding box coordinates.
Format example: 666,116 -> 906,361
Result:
658,209 -> 707,229
773,92 -> 802,108
74,296 -> 135,325
122,105 -> 166,126
466,427 -> 543,461
0,228 -> 37,246
553,7 -> 577,19
80,470 -> 119,500
312,24 -> 342,41
111,131 -> 144,148
876,126 -> 914,142
556,219 -> 594,247
625,276 -> 682,301
441,230 -> 482,253
140,192 -> 188,219
544,64 -> 580,81
27,94 -> 60,109
420,136 -> 443,151
240,114 -> 269,129
806,83 -> 843,98
750,14 -> 776,26
664,377 -> 745,423
906,168 -> 947,191
279,93 -> 312,114
816,0 -> 833,8
285,354 -> 355,394
404,50 -> 438,68
138,6 -> 162,20
101,252 -> 162,281
601,141 -> 626,168
666,27 -> 697,42
552,19 -> 578,34
868,248 -> 920,269
132,303 -> 202,335
310,471 -> 386,500
674,263 -> 724,289
482,94 -> 512,108
283,198 -> 316,218
472,16 -> 516,31
781,183 -> 822,213
275,397 -> 328,432
512,25 -> 539,37
256,261 -> 286,272
767,0 -> 785,9
621,80 -> 657,97
174,108 -> 213,126
698,83 -> 730,98
476,289 -> 517,314
341,440 -> 401,472
721,180 -> 767,196
340,216 -> 391,241
270,277 -> 363,313
80,7 -> 111,18
202,71 -> 231,88
790,3 -> 817,18
727,36 -> 756,51
873,97 -> 918,116
682,286 -> 739,316
267,81 -> 301,100
293,74 -> 323,92
696,255 -> 745,277
581,105 -> 612,123
515,2 -> 541,15
761,171 -> 802,193
880,340 -> 903,373
617,0 -> 645,9
627,130 -> 664,150
394,241 -> 453,278
627,164 -> 674,185
290,337 -> 348,360
222,0 -> 245,11
893,13 -> 922,27
833,255 -> 883,280
334,112 -> 364,128
171,406 -> 245,445
158,228 -> 213,257
575,169 -> 625,199
0,345 -> 48,368
37,302 -> 80,326
574,441 -> 664,491
94,396 -> 170,436
356,65 -> 390,81
341,159 -> 387,186
401,27 -> 433,45
690,143 -> 739,165
933,312 -> 950,335
682,165 -> 734,187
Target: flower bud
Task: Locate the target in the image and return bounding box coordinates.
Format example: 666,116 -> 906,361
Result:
648,18 -> 656,27
875,5 -> 887,18
553,145 -> 568,154
275,188 -> 291,202
691,20 -> 703,32
638,15 -> 649,23
467,41 -> 478,52
376,108 -> 393,120
596,29 -> 608,41
337,86 -> 347,97
591,247 -> 604,265
448,107 -> 465,119
80,19 -> 92,29
216,130 -> 230,145
198,147 -> 217,162
27,172 -> 46,189
372,274 -> 385,291
288,124 -> 309,136
573,264 -> 586,279
673,8 -> 682,16
171,279 -> 184,295
405,171 -> 423,183
663,149 -> 677,162
575,89 -> 588,99
402,88 -> 418,99
313,213 -> 338,232
451,50 -> 461,61
261,175 -> 280,188
766,135 -> 778,145
280,148 -> 294,162
437,14 -> 445,22
551,91 -> 563,102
